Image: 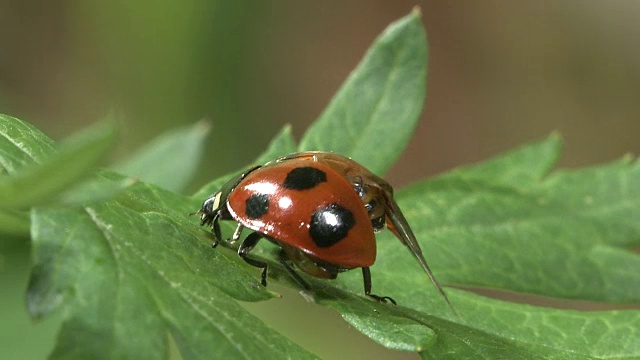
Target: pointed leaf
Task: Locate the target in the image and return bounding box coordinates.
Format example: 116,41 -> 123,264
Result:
55,173 -> 137,206
113,121 -> 210,192
0,121 -> 116,209
299,9 -> 426,175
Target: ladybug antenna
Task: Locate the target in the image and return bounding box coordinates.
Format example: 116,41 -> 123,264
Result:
385,197 -> 457,315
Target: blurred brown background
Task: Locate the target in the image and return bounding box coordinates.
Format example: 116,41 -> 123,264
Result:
3,1 -> 638,186
2,1 -> 639,359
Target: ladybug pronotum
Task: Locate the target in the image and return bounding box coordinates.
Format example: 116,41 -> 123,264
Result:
197,151 -> 452,307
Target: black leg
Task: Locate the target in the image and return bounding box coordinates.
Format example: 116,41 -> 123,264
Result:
238,232 -> 268,286
362,267 -> 396,305
211,213 -> 222,248
277,250 -> 311,290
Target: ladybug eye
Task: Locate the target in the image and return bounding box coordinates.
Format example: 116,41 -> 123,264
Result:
201,198 -> 212,213
202,192 -> 222,214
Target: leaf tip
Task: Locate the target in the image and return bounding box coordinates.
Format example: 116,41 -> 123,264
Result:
411,5 -> 423,18
548,130 -> 563,142
621,152 -> 635,165
547,130 -> 564,153
269,290 -> 283,299
194,119 -> 213,136
277,123 -> 294,141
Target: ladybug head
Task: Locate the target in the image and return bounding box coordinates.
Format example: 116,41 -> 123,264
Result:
196,165 -> 263,228
198,192 -> 224,226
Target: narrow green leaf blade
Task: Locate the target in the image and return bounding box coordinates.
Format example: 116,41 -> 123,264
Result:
55,173 -> 137,206
299,9 -> 427,175
0,122 -> 116,209
113,121 -> 211,193
0,113 -> 55,174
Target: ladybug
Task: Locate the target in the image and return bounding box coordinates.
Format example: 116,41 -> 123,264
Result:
197,151 -> 452,307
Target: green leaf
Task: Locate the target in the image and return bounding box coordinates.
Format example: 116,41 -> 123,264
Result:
113,121 -> 211,193
299,9 -> 426,175
395,135 -> 640,304
14,119 -> 312,359
338,303 -> 435,352
28,182 -> 318,359
0,120 -> 116,209
55,173 -> 137,206
22,121 -> 640,359
0,113 -> 55,175
317,134 -> 639,358
0,115 -> 312,358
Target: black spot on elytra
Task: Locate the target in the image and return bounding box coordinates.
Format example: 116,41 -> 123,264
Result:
309,204 -> 355,247
245,193 -> 270,219
283,166 -> 327,190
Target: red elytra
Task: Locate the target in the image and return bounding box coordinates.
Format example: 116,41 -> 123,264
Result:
227,159 -> 376,268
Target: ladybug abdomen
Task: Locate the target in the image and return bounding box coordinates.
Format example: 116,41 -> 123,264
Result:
226,160 -> 376,268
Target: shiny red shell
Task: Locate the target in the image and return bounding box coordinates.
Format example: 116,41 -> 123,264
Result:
274,152 -> 392,192
226,158 -> 376,268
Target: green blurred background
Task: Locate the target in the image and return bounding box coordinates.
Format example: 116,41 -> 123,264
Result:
2,1 -> 639,359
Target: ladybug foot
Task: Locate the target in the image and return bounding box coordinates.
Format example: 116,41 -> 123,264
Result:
362,268 -> 397,305
367,293 -> 397,305
259,268 -> 268,287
